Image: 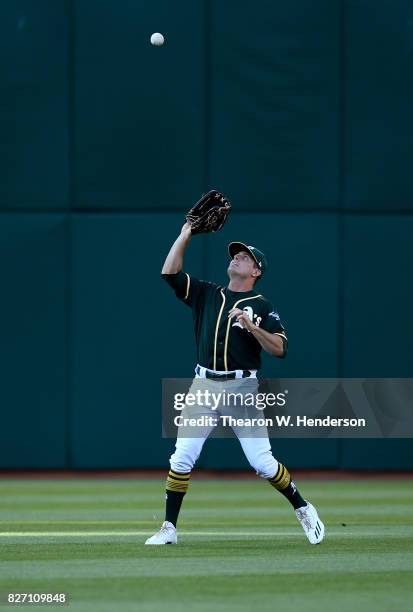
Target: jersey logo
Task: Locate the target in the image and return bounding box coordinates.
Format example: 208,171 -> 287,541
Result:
232,306 -> 262,329
268,311 -> 280,321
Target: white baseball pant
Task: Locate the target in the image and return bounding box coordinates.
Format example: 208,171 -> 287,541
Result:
169,376 -> 279,478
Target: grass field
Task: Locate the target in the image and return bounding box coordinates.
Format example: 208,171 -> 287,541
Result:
0,477 -> 412,611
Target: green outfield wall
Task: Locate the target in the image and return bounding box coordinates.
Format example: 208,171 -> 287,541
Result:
0,1 -> 412,469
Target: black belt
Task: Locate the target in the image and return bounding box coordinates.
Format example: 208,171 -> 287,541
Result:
195,365 -> 253,380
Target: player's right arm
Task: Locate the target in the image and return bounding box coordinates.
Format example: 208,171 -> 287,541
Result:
162,223 -> 213,307
161,222 -> 202,306
161,222 -> 192,275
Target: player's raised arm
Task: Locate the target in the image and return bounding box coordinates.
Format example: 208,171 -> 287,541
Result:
161,223 -> 192,275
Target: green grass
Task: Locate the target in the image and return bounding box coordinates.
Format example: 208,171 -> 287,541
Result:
0,478 -> 412,611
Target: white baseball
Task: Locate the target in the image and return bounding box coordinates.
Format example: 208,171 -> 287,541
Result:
150,32 -> 164,47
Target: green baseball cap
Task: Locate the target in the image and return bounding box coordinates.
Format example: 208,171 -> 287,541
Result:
228,242 -> 268,276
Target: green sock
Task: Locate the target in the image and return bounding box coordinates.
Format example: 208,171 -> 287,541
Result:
279,480 -> 306,510
164,469 -> 191,527
165,490 -> 186,527
268,463 -> 306,510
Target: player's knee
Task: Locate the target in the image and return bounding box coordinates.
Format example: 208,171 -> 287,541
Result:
169,449 -> 197,474
250,452 -> 278,479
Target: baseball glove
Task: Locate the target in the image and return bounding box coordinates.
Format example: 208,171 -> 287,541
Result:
185,190 -> 231,234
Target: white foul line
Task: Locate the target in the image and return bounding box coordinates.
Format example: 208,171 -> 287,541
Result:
0,531 -> 299,537
0,530 -> 402,538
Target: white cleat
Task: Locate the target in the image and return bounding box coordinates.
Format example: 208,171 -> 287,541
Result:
145,521 -> 177,545
295,501 -> 325,544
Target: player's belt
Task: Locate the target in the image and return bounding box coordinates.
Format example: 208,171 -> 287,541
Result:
195,365 -> 257,380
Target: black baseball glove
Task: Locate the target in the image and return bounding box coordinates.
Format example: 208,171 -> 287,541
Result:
185,190 -> 231,234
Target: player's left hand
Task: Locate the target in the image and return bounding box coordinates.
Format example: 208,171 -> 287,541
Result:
228,307 -> 255,332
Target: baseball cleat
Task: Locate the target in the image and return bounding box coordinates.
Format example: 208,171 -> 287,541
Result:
295,501 -> 325,544
145,521 -> 177,545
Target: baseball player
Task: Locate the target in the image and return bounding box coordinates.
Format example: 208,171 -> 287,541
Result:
145,222 -> 324,545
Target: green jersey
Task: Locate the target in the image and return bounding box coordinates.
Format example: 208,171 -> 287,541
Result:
163,271 -> 287,371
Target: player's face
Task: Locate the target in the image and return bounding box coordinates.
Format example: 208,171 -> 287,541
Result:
228,251 -> 260,280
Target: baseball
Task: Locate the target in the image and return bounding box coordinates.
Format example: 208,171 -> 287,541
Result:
150,32 -> 164,47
